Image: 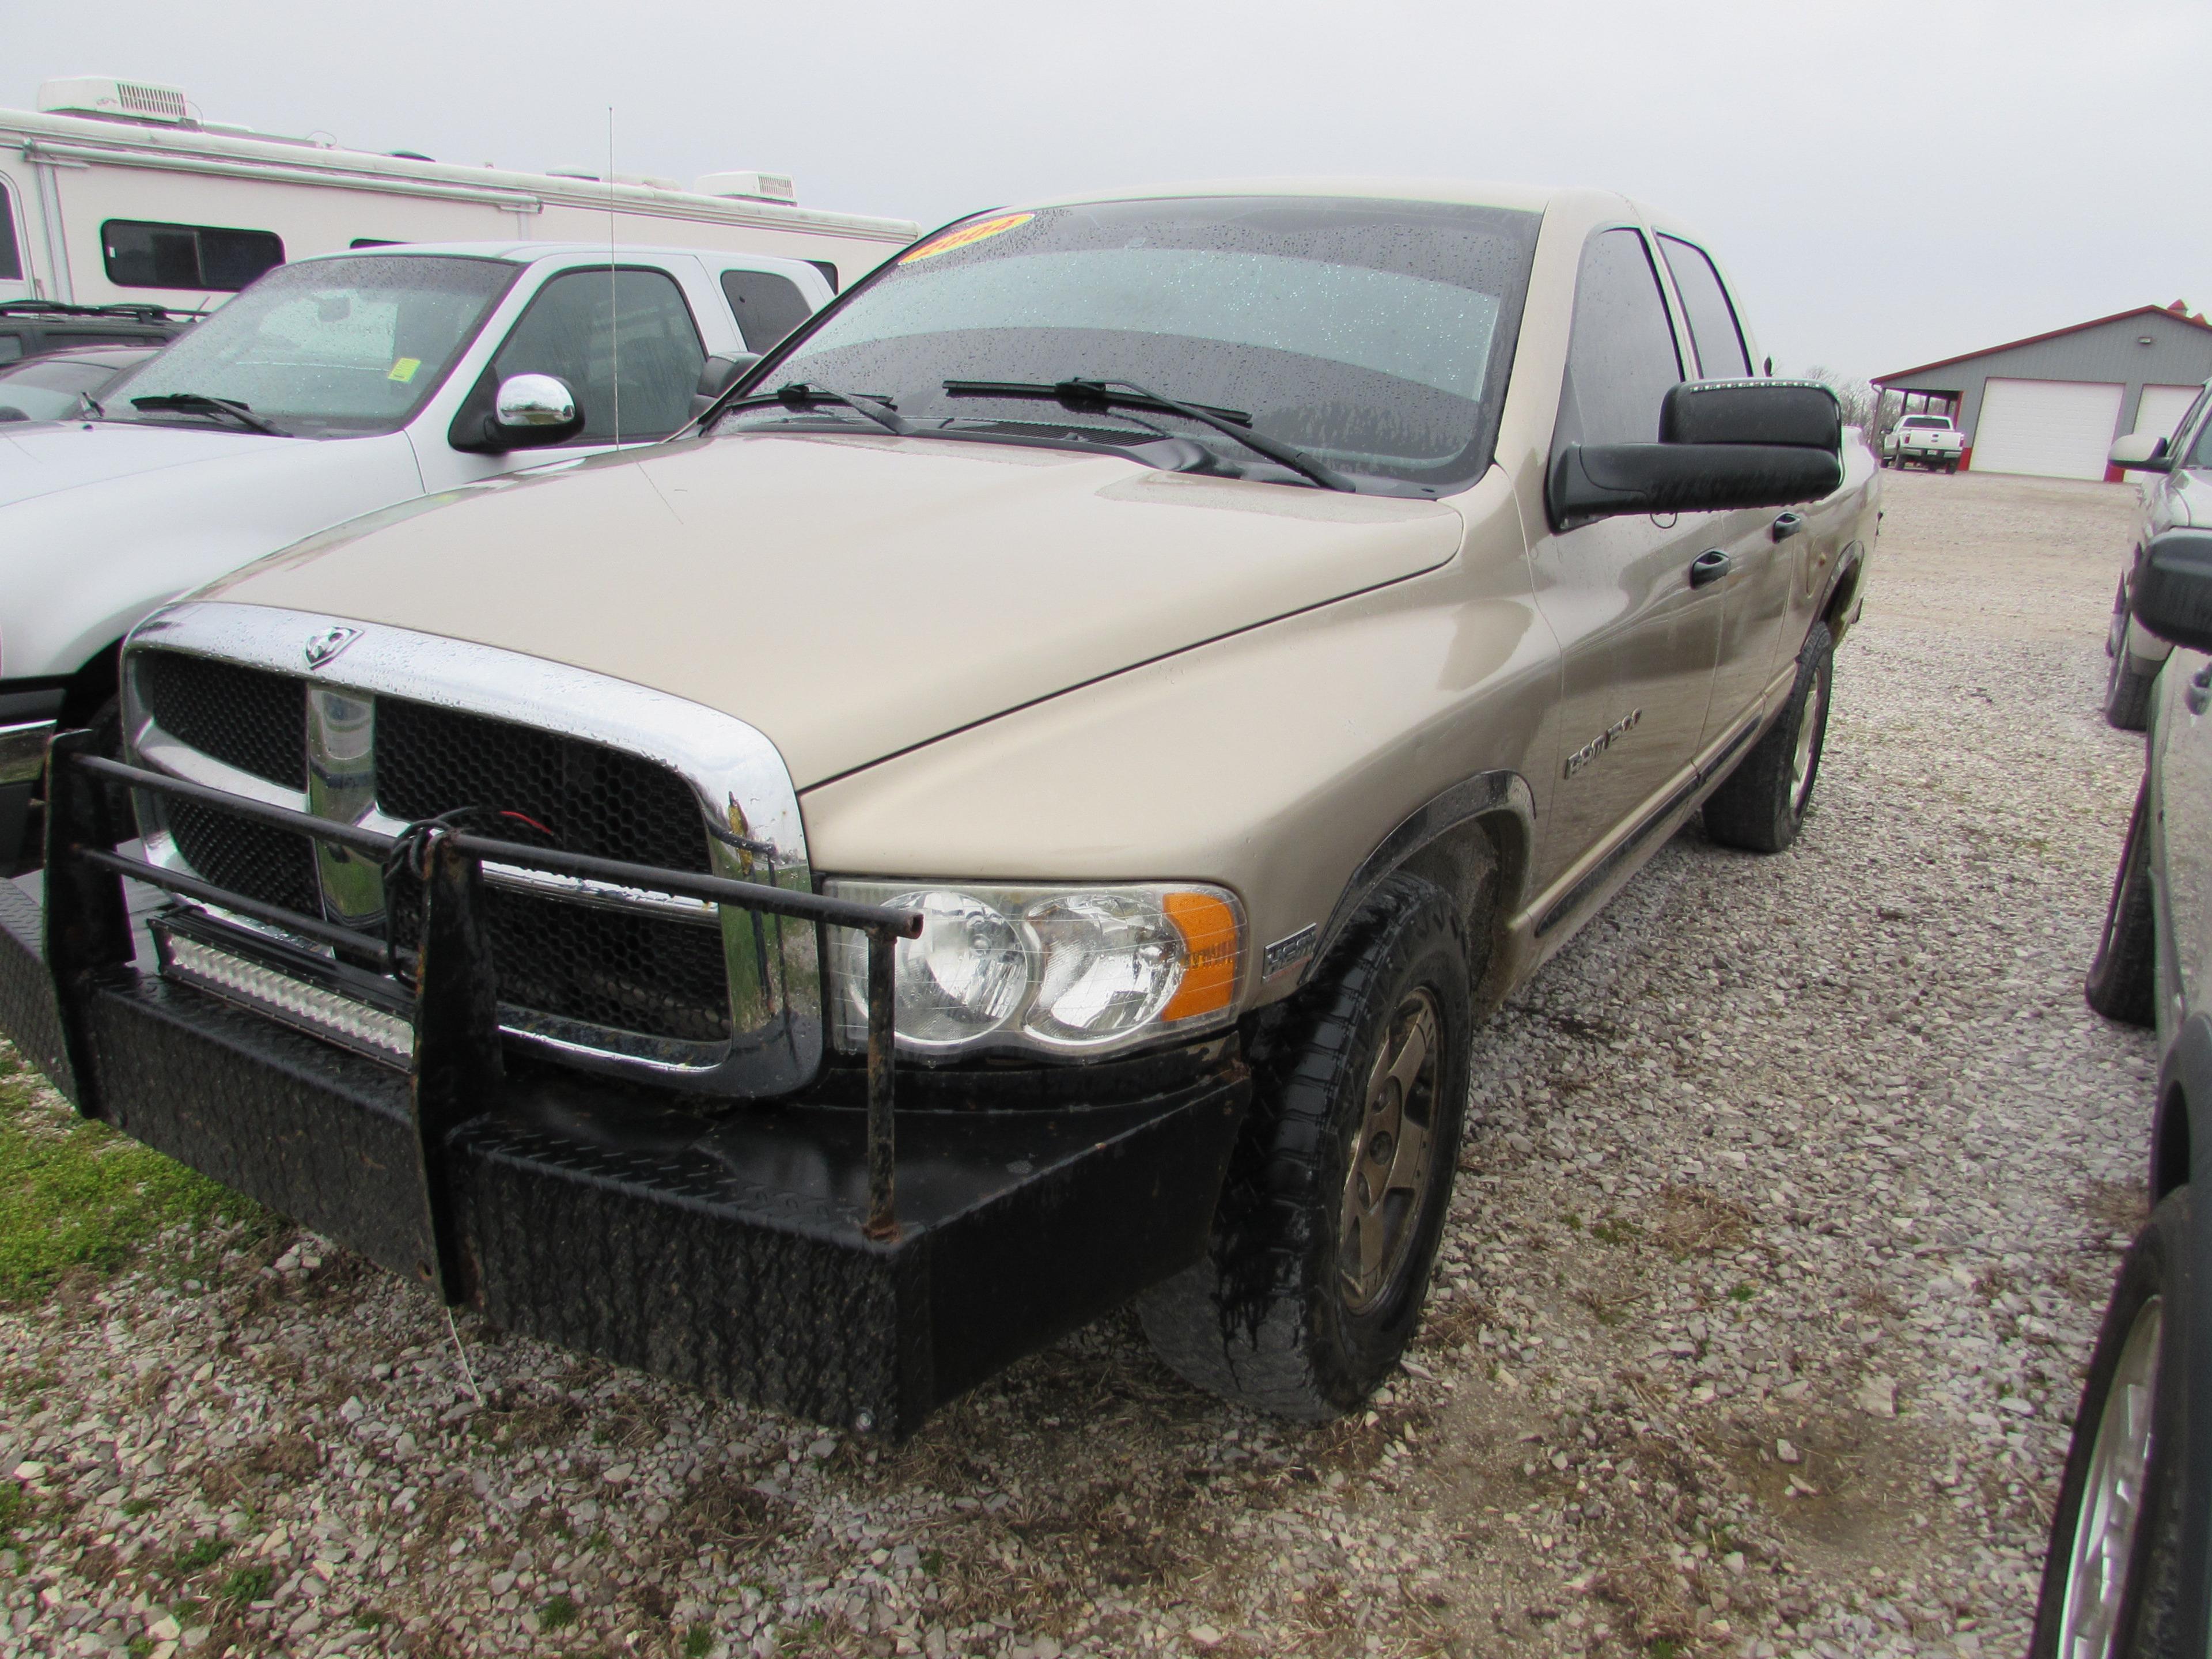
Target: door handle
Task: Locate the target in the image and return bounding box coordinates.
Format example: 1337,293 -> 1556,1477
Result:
1688,549 -> 1732,588
1771,512 -> 1806,541
2190,666 -> 2211,717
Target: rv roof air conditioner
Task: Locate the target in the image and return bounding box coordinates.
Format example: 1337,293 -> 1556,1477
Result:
695,172 -> 797,206
39,76 -> 190,125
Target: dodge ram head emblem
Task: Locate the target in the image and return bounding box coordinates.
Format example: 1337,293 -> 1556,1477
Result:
302,626 -> 362,669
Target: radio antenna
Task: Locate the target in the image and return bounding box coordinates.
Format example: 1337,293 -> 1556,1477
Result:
607,106 -> 620,445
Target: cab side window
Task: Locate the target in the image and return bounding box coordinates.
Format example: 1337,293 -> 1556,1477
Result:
1657,236 -> 1752,379
1555,228 -> 1683,451
486,267 -> 706,443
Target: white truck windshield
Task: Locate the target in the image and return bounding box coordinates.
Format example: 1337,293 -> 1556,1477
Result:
100,255 -> 517,438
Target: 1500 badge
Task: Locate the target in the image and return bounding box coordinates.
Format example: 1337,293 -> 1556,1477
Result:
1565,708 -> 1643,778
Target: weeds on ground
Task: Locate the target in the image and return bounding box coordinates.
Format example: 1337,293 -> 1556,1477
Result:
0,1045 -> 249,1301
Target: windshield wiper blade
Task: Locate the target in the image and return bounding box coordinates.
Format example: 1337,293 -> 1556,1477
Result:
723,382 -> 911,437
942,377 -> 1355,492
944,379 -> 1254,427
128,392 -> 283,436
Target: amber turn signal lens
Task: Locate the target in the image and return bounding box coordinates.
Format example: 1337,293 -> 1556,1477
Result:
1161,891 -> 1239,1022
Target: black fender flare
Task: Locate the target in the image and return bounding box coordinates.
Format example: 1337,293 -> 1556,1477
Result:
1308,768 -> 1535,1002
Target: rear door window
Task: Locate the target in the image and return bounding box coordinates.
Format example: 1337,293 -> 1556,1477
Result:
1657,236 -> 1751,380
1555,228 -> 1683,449
483,267 -> 707,442
102,220 -> 285,291
719,268 -> 812,353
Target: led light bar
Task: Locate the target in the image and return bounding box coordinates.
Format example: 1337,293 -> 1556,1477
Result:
162,935 -> 414,1062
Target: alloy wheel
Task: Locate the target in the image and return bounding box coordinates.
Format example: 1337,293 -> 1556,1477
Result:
1790,672 -> 1827,817
2055,1296 -> 2163,1659
1338,989 -> 1441,1314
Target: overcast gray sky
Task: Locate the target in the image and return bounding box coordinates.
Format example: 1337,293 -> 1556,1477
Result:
13,0 -> 2207,382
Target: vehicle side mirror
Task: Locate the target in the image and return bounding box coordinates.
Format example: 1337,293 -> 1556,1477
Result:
462,373 -> 585,453
2131,529 -> 2212,652
691,353 -> 760,421
1550,380 -> 1844,530
2110,432 -> 2172,474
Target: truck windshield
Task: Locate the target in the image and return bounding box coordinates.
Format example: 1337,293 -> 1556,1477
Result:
1901,416 -> 1952,429
98,255 -> 517,439
729,196 -> 1540,492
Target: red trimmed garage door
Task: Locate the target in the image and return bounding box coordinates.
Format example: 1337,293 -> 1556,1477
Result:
1971,378 -> 2124,479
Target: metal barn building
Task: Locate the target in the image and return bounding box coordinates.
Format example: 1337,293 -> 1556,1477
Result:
1873,302 -> 2212,480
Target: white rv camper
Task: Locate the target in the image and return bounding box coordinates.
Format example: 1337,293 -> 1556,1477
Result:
0,77 -> 920,312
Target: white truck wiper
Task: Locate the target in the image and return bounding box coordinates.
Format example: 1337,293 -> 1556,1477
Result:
942,377 -> 1356,492
129,393 -> 285,437
724,382 -> 912,437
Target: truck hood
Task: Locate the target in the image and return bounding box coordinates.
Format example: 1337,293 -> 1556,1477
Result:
0,418 -> 283,506
0,421 -> 422,683
204,431 -> 1467,788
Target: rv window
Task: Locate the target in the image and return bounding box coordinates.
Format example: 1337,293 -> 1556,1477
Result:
479,267 -> 706,443
0,181 -> 20,281
808,260 -> 840,293
719,269 -> 812,352
102,220 -> 286,292
351,239 -> 401,249
0,336 -> 21,364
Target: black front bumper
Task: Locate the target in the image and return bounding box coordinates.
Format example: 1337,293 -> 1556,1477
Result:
0,879 -> 1248,1435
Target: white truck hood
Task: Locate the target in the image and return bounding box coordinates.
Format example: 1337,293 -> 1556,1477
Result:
0,420 -> 423,682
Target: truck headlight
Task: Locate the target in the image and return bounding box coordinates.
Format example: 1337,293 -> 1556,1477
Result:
824,880 -> 1243,1059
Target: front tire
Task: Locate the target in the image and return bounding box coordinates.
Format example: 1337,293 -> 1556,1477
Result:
1138,873 -> 1471,1419
2031,1190 -> 2192,1659
2085,781 -> 2157,1026
1702,621 -> 1834,854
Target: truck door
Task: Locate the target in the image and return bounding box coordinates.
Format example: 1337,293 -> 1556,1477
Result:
2153,645 -> 2212,1031
1528,226 -> 1725,884
1655,234 -> 1800,748
419,263 -> 710,491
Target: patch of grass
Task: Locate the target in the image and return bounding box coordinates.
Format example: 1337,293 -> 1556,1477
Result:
921,1547 -> 944,1576
0,1482 -> 25,1542
1650,1640 -> 1684,1659
172,1536 -> 229,1575
218,1563 -> 274,1604
355,1609 -> 389,1630
540,1594 -> 579,1631
121,1497 -> 159,1518
1729,1283 -> 1756,1304
1592,1217 -> 1642,1245
0,1047 -> 251,1301
683,1624 -> 714,1658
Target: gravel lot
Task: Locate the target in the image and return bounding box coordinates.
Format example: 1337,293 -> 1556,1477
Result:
0,468 -> 2162,1659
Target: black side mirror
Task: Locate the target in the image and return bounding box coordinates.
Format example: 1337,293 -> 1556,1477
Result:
691,353 -> 761,421
1550,380 -> 1844,531
2132,529 -> 2212,652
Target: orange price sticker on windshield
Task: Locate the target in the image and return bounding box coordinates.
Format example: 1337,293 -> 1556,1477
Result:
899,211 -> 1034,264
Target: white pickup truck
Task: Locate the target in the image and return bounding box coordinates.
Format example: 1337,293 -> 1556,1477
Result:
0,240 -> 836,866
1882,412 -> 1966,471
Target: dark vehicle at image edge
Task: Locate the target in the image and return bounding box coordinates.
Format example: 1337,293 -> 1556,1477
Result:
2043,527 -> 2212,1657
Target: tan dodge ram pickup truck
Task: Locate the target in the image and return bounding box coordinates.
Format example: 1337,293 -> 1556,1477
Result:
3,179 -> 1878,1435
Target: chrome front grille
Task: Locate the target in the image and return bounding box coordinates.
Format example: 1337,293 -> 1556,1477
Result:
121,604 -> 822,1095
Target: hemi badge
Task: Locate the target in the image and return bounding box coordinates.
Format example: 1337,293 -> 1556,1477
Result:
303,626 -> 363,670
1263,924 -> 1319,979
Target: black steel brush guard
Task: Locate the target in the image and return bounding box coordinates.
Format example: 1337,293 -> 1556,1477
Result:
10,732 -> 1251,1434
41,734 -> 923,1287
